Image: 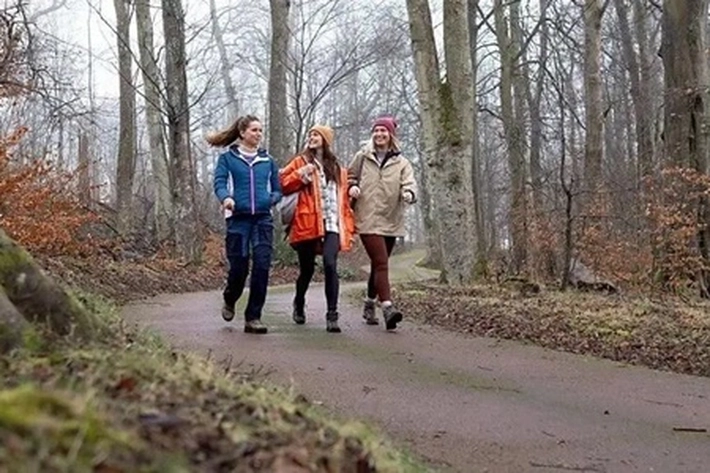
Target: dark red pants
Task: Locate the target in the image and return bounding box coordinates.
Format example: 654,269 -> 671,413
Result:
360,234 -> 396,302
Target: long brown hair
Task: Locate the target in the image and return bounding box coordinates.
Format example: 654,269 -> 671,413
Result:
205,115 -> 260,147
306,144 -> 340,184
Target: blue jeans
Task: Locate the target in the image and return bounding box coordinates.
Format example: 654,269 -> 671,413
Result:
223,214 -> 274,321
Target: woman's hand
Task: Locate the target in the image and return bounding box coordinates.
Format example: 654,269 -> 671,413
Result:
401,190 -> 415,204
348,186 -> 361,199
299,163 -> 316,183
222,197 -> 235,210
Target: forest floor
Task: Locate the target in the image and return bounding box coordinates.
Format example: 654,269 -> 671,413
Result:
38,233 -> 372,304
123,249 -> 710,472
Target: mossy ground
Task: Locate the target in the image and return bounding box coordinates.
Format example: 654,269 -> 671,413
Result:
0,293 -> 428,472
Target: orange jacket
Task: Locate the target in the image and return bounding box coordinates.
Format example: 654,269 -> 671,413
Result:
279,154 -> 356,251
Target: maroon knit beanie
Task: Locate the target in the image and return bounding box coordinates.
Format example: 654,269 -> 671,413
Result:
371,116 -> 397,137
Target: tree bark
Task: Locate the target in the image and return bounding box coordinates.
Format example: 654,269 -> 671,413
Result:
495,0 -> 528,273
77,129 -> 91,206
467,0 -> 487,275
525,0 -> 548,214
135,0 -> 172,242
268,0 -> 292,163
614,0 -> 654,181
406,0 -> 477,285
661,0 -> 709,170
113,0 -> 137,234
0,230 -> 101,340
661,0 -> 710,295
405,0 -> 444,275
163,0 -> 203,261
583,0 -> 604,192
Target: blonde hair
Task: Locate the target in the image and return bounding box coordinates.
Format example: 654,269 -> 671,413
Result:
206,115 -> 260,147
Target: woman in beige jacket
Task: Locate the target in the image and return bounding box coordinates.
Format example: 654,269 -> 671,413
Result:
347,116 -> 417,330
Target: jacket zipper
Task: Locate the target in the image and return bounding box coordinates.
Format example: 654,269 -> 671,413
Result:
250,164 -> 255,214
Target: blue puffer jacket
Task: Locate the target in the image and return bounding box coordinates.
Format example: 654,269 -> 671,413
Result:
213,146 -> 282,218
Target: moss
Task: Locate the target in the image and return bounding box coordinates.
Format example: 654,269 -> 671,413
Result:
438,79 -> 461,147
0,241 -> 32,297
0,385 -> 143,471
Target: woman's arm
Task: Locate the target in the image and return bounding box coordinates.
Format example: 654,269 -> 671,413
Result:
213,154 -> 232,203
279,156 -> 309,195
400,159 -> 418,203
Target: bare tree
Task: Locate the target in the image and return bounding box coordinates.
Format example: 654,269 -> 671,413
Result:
113,0 -> 137,234
468,0 -> 488,272
163,0 -> 202,261
494,0 -> 528,273
135,0 -> 172,241
210,0 -> 239,120
661,0 -> 710,293
406,0 -> 477,285
583,0 -> 604,192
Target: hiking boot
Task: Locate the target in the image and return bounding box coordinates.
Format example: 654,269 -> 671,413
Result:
221,303 -> 235,322
292,302 -> 306,325
326,311 -> 341,333
362,299 -> 378,325
383,305 -> 402,331
244,319 -> 268,334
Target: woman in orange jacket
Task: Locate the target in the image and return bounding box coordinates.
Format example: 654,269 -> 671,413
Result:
279,125 -> 355,333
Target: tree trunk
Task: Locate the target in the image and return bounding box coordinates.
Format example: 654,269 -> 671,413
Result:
406,0 -> 476,285
0,230 -> 101,339
210,0 -> 240,120
583,0 -> 604,192
614,0 -> 654,181
495,0 -> 527,273
268,0 -> 291,163
163,0 -> 203,261
661,0 -> 709,169
77,129 -> 91,206
405,0 -> 444,275
525,0 -> 548,214
661,0 -> 710,295
113,0 -> 136,234
467,0 -> 487,275
634,0 -> 655,176
135,0 -> 172,242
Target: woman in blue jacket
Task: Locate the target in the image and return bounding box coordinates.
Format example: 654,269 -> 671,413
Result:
207,115 -> 282,334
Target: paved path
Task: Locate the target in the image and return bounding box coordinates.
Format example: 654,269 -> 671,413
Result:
123,251 -> 710,472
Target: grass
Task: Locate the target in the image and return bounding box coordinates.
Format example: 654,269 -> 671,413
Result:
0,292 -> 431,472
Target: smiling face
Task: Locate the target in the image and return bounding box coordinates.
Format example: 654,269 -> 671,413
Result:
372,125 -> 391,150
240,120 -> 263,148
307,130 -> 324,150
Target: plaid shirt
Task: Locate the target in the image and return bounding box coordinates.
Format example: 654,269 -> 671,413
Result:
317,164 -> 339,234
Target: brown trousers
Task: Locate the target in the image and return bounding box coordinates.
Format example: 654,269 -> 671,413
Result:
360,234 -> 397,302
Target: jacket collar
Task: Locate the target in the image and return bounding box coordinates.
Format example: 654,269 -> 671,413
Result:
228,145 -> 271,163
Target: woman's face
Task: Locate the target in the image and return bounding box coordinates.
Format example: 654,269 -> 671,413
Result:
372,126 -> 391,149
241,121 -> 263,148
307,130 -> 323,150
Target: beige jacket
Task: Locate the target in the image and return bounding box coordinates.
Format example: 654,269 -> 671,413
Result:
348,144 -> 417,237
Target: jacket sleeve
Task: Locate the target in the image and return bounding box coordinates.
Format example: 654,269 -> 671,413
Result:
279,157 -> 306,195
347,153 -> 364,189
213,153 -> 231,203
270,158 -> 283,205
400,159 -> 418,202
